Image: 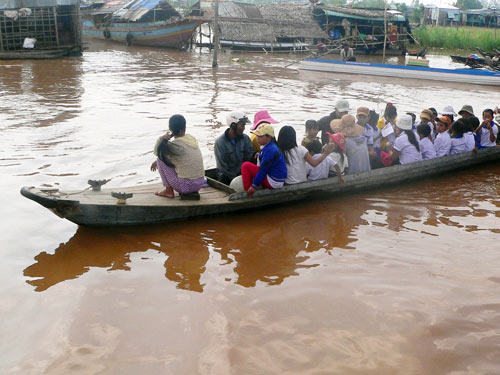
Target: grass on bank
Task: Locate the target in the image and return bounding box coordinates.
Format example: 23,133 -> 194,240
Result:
413,26 -> 500,51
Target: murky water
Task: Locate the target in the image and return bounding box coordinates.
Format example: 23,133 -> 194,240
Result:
1,42 -> 500,374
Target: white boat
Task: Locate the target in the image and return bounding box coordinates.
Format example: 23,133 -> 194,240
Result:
299,58 -> 500,86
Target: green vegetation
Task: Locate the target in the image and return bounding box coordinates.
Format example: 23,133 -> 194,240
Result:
414,26 -> 500,50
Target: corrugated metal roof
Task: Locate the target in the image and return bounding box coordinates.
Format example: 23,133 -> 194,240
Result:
0,0 -> 79,9
91,0 -> 128,15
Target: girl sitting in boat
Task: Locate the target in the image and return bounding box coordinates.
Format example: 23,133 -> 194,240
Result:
151,114 -> 205,198
434,116 -> 452,157
417,123 -> 436,160
305,140 -> 344,183
277,126 -> 335,185
388,114 -> 422,165
475,109 -> 498,149
301,119 -> 320,147
241,124 -> 287,197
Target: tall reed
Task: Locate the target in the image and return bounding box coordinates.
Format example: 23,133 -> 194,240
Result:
414,26 -> 500,50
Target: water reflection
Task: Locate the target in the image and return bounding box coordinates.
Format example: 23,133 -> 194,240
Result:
23,198 -> 366,292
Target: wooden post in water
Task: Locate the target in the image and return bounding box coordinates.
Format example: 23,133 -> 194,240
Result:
212,0 -> 220,68
382,0 -> 387,64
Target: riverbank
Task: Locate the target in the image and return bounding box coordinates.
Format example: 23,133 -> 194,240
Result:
414,25 -> 500,51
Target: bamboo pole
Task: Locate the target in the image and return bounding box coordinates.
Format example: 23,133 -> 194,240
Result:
212,0 -> 220,68
382,1 -> 387,63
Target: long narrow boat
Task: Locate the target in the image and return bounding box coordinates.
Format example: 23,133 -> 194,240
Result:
21,147 -> 500,226
82,18 -> 204,49
299,58 -> 500,86
0,47 -> 82,60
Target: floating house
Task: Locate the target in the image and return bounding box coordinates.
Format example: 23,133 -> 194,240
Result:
312,5 -> 411,55
460,8 -> 500,27
0,0 -> 83,59
201,1 -> 329,51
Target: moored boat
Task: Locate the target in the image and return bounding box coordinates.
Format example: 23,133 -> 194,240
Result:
299,58 -> 500,86
82,0 -> 205,49
21,147 -> 500,226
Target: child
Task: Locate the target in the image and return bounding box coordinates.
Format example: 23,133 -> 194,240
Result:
301,119 -> 320,147
325,130 -> 349,175
449,119 -> 468,155
306,140 -> 344,183
376,103 -> 397,151
474,109 -> 498,148
464,117 -> 477,152
389,115 -> 422,165
241,124 -> 287,197
277,126 -> 335,184
417,123 -> 436,160
433,116 -> 452,157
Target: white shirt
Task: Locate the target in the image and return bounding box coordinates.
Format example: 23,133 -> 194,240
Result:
419,137 -> 436,160
285,146 -> 308,184
479,123 -> 498,148
464,132 -> 475,151
328,152 -> 348,174
394,132 -> 422,164
307,154 -> 337,181
434,131 -> 452,157
449,136 -> 468,155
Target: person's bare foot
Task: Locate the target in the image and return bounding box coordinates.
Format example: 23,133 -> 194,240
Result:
155,187 -> 174,198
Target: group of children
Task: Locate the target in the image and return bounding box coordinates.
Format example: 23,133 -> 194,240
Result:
152,104 -> 499,199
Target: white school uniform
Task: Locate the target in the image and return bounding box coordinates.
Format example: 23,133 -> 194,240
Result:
306,154 -> 337,181
479,123 -> 498,148
449,136 -> 468,155
434,131 -> 452,157
393,132 -> 422,164
464,131 -> 475,151
328,152 -> 348,174
285,146 -> 308,184
419,137 -> 436,160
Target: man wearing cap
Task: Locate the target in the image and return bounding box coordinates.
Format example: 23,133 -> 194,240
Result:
214,111 -> 255,185
317,99 -> 350,145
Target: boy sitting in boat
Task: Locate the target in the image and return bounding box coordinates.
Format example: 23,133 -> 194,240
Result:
475,109 -> 498,149
151,115 -> 205,199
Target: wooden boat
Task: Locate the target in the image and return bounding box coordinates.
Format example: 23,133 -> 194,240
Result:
21,147 -> 500,226
82,0 -> 205,49
0,47 -> 82,60
299,58 -> 500,86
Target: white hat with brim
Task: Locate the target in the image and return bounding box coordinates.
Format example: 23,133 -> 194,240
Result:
442,106 -> 457,116
396,114 -> 413,131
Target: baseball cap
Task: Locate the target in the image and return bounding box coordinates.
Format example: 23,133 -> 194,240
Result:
226,111 -> 250,127
252,123 -> 274,137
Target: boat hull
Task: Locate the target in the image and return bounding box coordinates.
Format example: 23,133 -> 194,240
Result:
299,58 -> 500,86
21,147 -> 500,226
0,47 -> 82,60
82,19 -> 203,49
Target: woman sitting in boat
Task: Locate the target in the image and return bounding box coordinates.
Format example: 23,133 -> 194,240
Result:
249,110 -> 279,153
241,124 -> 287,197
277,125 -> 335,185
150,114 -> 205,198
387,114 -> 422,165
337,114 -> 371,174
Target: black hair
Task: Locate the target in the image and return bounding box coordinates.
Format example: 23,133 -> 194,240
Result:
368,110 -> 379,127
404,130 -> 420,153
452,118 -> 466,137
277,126 -> 298,164
443,114 -> 454,123
169,114 -> 186,136
305,119 -> 319,130
429,107 -> 438,117
416,123 -> 431,137
306,139 -> 322,154
483,108 -> 494,117
157,114 -> 186,168
384,104 -> 397,120
465,116 -> 479,132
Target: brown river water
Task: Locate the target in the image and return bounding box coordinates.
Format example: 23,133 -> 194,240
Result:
1,42 -> 500,374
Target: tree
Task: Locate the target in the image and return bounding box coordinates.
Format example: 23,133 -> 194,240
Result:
454,0 -> 483,10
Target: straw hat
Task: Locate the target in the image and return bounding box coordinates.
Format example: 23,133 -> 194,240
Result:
330,119 -> 343,133
340,114 -> 364,137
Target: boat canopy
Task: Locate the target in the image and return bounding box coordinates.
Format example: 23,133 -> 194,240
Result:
320,9 -> 405,22
0,0 -> 79,9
